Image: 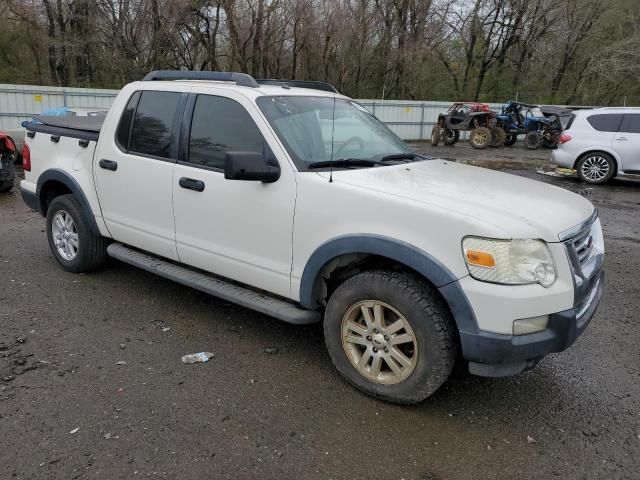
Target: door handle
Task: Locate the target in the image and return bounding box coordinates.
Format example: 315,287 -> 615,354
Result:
99,159 -> 118,171
616,137 -> 628,141
179,177 -> 205,192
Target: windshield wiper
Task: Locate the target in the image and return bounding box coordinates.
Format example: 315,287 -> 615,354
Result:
307,158 -> 383,169
380,152 -> 420,161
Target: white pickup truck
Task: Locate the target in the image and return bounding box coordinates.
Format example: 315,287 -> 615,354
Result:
20,71 -> 604,404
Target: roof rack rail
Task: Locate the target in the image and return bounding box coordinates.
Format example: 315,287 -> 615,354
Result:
142,70 -> 259,88
256,79 -> 339,93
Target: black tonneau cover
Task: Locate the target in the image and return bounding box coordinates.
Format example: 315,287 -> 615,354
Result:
26,114 -> 105,142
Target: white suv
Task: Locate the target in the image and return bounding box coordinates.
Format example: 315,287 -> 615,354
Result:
19,71 -> 604,404
552,107 -> 640,184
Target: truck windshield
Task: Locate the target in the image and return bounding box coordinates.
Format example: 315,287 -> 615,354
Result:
256,96 -> 413,171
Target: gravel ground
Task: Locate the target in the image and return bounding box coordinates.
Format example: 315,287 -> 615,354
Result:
1,146 -> 639,479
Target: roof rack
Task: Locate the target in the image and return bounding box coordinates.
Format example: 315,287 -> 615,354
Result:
256,79 -> 339,93
142,71 -> 339,93
142,70 -> 259,88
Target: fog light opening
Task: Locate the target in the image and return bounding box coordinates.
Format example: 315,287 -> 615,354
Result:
513,315 -> 549,336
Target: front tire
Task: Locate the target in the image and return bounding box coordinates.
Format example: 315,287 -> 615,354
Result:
469,127 -> 492,149
577,152 -> 615,184
442,128 -> 459,146
323,270 -> 457,404
46,194 -> 108,272
504,134 -> 517,146
430,126 -> 441,146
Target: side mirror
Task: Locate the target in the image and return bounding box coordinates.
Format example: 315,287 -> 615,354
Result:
224,151 -> 280,183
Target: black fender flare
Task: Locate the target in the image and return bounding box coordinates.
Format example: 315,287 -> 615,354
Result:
298,234 -> 478,333
36,168 -> 100,235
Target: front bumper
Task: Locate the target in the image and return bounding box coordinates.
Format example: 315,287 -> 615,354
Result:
460,269 -> 603,376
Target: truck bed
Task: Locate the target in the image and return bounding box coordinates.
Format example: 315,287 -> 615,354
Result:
26,114 -> 105,142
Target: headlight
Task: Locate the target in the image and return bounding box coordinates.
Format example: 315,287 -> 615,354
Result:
462,237 -> 556,287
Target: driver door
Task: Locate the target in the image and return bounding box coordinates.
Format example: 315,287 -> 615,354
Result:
172,92 -> 296,298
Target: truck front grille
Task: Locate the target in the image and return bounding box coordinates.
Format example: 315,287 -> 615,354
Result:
572,227 -> 595,268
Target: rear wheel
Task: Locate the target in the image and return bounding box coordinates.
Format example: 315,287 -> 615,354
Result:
0,155 -> 15,193
430,126 -> 441,146
577,152 -> 615,184
525,131 -> 542,149
46,194 -> 108,272
489,127 -> 506,147
324,270 -> 457,404
469,127 -> 492,149
442,129 -> 459,146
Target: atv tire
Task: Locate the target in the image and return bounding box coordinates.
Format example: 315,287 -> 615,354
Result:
0,155 -> 15,193
469,127 -> 492,149
504,134 -> 517,147
442,129 -> 459,146
489,127 -> 506,147
525,131 -> 542,150
430,126 -> 441,147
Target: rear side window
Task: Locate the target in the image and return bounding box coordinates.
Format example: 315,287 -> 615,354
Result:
115,91 -> 140,149
129,91 -> 181,159
620,114 -> 640,134
187,95 -> 267,170
586,114 -> 623,132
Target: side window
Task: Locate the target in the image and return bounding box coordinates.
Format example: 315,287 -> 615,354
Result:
188,95 -> 267,170
115,91 -> 140,150
586,114 -> 623,132
620,114 -> 640,134
129,91 -> 181,159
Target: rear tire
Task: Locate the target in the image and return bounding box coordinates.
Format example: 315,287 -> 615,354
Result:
0,155 -> 15,193
46,194 -> 108,273
525,131 -> 542,149
489,127 -> 506,147
469,127 -> 492,149
323,270 -> 457,405
504,134 -> 517,146
577,152 -> 615,184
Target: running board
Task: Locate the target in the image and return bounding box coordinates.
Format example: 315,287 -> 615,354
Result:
107,243 -> 320,325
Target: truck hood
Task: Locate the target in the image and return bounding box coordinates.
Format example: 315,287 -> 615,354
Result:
322,159 -> 595,242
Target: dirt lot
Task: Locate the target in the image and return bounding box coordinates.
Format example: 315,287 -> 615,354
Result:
1,144 -> 639,479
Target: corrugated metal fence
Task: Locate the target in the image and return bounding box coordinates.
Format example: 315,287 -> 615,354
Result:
0,84 -> 119,131
0,83 -> 505,140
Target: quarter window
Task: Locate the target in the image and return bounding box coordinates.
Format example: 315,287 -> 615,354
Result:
188,95 -> 267,170
129,91 -> 181,159
115,91 -> 140,150
586,114 -> 623,132
620,114 -> 640,134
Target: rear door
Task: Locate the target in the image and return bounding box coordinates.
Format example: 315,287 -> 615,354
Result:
615,114 -> 640,173
172,92 -> 296,298
94,89 -> 186,260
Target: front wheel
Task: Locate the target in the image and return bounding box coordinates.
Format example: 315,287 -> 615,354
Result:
430,126 -> 441,146
442,128 -> 460,146
489,127 -> 506,147
323,270 -> 457,404
46,194 -> 108,272
504,134 -> 517,146
469,127 -> 492,149
577,153 -> 615,184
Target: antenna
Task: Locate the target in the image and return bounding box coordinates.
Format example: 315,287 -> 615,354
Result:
329,93 -> 336,183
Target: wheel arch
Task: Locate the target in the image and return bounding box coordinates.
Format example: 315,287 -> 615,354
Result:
298,234 -> 478,333
36,169 -> 100,234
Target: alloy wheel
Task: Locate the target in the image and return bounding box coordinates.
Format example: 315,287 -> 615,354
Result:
581,156 -> 610,182
341,300 -> 418,385
51,210 -> 79,261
